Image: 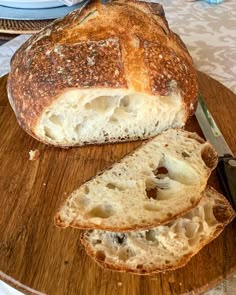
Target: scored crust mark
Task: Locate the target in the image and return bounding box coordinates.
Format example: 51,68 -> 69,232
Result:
10,0 -> 91,62
143,40 -> 198,108
78,9 -> 98,26
116,0 -> 168,30
146,2 -> 165,17
146,2 -> 170,35
171,32 -> 189,56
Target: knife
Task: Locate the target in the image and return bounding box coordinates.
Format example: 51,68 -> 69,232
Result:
195,94 -> 236,210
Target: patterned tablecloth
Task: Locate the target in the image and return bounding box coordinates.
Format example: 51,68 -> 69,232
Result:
156,0 -> 236,94
0,1 -> 235,294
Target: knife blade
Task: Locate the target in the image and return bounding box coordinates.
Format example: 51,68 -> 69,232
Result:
195,95 -> 236,210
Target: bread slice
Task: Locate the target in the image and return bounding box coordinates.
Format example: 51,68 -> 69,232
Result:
81,187 -> 235,275
8,0 -> 198,147
55,129 -> 218,231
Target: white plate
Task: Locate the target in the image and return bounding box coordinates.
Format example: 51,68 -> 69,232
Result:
0,0 -> 63,9
0,2 -> 85,20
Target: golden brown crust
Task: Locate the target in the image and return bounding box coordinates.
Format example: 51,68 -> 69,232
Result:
80,187 -> 235,275
8,0 -> 198,140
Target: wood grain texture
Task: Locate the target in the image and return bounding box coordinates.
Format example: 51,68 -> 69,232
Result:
0,72 -> 235,295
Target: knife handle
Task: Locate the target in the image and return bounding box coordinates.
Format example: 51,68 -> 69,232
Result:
217,155 -> 236,210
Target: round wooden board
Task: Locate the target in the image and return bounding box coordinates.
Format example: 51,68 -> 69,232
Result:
0,72 -> 235,295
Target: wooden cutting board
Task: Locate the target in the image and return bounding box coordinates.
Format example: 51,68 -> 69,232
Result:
0,72 -> 235,295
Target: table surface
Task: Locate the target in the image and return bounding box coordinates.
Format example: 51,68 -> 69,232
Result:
0,1 -> 236,294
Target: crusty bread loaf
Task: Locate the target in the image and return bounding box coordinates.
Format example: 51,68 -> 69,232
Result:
8,0 -> 198,147
55,129 -> 218,231
81,187 -> 235,275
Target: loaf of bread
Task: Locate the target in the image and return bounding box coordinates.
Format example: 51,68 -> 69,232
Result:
55,129 -> 217,231
8,0 -> 198,147
81,187 -> 235,275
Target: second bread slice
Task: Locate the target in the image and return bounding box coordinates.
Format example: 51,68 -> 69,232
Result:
55,129 -> 217,231
81,187 -> 235,275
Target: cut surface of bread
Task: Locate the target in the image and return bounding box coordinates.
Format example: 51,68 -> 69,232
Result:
8,0 -> 198,147
34,89 -> 183,145
81,187 -> 235,275
55,129 -> 218,231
